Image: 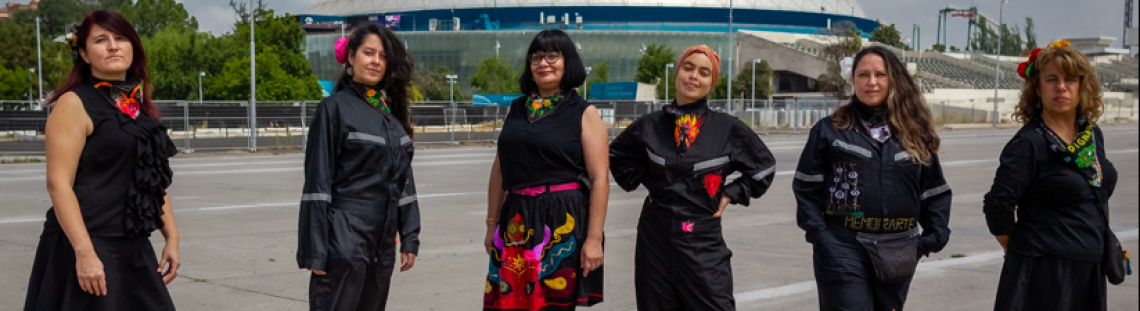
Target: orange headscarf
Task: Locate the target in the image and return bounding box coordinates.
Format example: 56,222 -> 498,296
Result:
675,45 -> 722,87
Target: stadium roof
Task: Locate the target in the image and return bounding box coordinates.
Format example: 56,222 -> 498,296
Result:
305,0 -> 867,18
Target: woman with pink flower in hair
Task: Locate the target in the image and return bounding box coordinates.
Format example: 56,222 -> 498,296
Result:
609,45 -> 777,310
296,24 -> 420,311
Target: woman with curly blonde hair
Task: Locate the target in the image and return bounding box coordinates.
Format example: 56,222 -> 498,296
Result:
983,41 -> 1121,311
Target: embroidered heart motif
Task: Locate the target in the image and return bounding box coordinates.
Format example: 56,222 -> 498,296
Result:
703,170 -> 723,197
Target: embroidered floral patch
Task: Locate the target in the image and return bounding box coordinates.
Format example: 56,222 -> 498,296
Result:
94,81 -> 142,118
703,170 -> 723,197
526,93 -> 563,123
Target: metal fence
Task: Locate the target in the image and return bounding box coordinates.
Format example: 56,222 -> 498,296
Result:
1,97 -> 1137,155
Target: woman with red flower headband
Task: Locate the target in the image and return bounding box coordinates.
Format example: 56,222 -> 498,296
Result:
609,45 -> 777,310
26,10 -> 179,310
296,24 -> 421,311
984,40 -> 1122,311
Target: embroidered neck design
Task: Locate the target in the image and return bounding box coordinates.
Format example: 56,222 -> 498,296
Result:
351,81 -> 391,116
526,92 -> 564,123
93,79 -> 143,118
664,99 -> 708,156
1038,116 -> 1103,187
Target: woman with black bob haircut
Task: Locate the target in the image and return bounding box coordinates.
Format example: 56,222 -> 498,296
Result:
482,29 -> 610,310
297,24 -> 421,311
793,46 -> 952,311
26,10 -> 180,310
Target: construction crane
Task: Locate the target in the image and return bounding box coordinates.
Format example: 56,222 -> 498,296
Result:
901,6 -> 1001,52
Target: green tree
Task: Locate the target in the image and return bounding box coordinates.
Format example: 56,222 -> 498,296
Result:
1024,17 -> 1037,49
733,60 -> 774,100
118,0 -> 199,37
468,56 -> 519,94
583,60 -> 610,99
36,0 -> 94,36
971,16 -> 998,54
870,23 -> 905,49
949,45 -> 961,52
0,65 -> 34,100
931,44 -> 947,52
816,21 -> 861,99
228,0 -> 268,25
710,73 -> 730,99
999,24 -> 1024,56
142,26 -> 218,100
207,46 -> 321,101
634,44 -> 676,84
413,66 -> 465,101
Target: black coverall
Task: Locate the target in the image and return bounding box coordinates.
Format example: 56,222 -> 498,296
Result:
793,115 -> 952,311
297,86 -> 422,311
610,99 -> 776,311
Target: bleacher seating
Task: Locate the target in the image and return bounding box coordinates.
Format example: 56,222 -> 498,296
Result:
903,56 -> 1023,89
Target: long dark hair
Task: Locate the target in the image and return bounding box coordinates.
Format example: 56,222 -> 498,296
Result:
333,24 -> 414,138
832,46 -> 940,164
46,10 -> 158,119
519,30 -> 587,96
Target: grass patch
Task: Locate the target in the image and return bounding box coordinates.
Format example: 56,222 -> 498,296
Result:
951,254 -> 967,258
1,157 -> 44,164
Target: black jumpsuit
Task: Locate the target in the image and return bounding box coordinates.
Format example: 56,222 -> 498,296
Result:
984,119 -> 1117,311
793,102 -> 952,311
297,82 -> 421,311
609,98 -> 776,311
25,78 -> 178,311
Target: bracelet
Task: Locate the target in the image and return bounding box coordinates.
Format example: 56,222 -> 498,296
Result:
485,218 -> 499,225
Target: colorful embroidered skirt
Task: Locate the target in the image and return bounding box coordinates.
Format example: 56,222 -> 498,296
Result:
484,189 -> 603,310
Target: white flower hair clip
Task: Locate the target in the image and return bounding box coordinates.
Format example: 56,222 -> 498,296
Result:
840,56 -> 855,83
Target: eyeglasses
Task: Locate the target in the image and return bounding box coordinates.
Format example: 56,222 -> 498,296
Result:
530,52 -> 562,65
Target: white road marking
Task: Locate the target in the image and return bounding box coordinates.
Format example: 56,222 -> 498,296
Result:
732,227 -> 1140,306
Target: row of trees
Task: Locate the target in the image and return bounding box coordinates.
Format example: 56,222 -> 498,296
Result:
633,44 -> 774,101
869,17 -> 1039,56
0,0 -> 322,102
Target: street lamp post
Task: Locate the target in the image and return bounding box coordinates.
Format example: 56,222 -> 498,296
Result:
249,0 -> 258,151
664,63 -> 674,105
993,0 -> 1008,127
726,0 -> 734,113
28,68 -> 35,105
35,17 -> 43,103
446,74 -> 458,143
752,59 -> 761,130
584,66 -> 592,99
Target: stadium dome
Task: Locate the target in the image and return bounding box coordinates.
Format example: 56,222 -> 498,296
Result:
305,0 -> 866,18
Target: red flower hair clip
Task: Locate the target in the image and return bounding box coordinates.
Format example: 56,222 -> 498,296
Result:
1017,39 -> 1071,79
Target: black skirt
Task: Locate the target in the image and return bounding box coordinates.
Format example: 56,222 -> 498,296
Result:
993,252 -> 1106,311
484,189 -> 604,310
24,232 -> 175,311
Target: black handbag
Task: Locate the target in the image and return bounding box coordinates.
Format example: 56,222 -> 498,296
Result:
856,228 -> 921,284
1091,189 -> 1130,285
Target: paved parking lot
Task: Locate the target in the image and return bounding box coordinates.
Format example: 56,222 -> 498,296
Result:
0,125 -> 1136,310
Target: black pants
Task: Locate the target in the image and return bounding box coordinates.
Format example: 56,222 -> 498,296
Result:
812,227 -> 913,311
635,209 -> 735,311
309,206 -> 398,311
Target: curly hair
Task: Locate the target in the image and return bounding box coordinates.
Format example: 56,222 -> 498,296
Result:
833,46 -> 940,165
1014,47 -> 1103,124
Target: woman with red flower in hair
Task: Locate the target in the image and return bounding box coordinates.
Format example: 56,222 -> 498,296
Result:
609,45 -> 776,310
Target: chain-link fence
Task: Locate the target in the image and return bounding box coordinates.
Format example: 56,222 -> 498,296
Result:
1,97 -> 1137,155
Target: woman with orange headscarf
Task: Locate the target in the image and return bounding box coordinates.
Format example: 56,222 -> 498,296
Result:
609,45 -> 776,310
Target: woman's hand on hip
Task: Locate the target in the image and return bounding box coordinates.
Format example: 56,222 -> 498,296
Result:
76,251 -> 106,296
580,238 -> 604,277
484,225 -> 497,255
713,195 -> 731,218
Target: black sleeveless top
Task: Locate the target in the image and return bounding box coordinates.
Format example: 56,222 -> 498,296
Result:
497,91 -> 590,190
43,80 -> 176,237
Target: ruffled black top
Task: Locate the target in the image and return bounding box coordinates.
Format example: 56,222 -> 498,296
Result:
42,77 -> 176,237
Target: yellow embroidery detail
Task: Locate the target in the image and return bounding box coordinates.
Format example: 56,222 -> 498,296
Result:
543,277 -> 567,290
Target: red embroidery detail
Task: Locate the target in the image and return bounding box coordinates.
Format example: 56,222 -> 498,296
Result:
682,221 -> 694,232
704,170 -> 723,197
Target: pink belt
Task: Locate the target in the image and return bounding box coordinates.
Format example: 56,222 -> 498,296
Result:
509,182 -> 580,196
